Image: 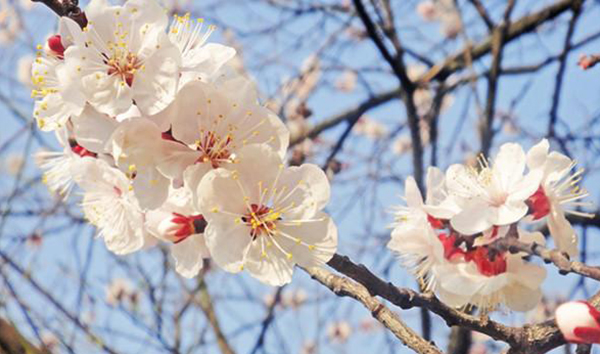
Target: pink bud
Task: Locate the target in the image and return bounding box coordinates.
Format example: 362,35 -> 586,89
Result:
47,35 -> 65,58
416,1 -> 438,22
555,301 -> 600,344
157,213 -> 206,243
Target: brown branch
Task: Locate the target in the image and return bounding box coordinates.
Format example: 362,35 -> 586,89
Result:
0,319 -> 49,354
480,0 -> 516,157
352,0 -> 424,190
303,266 -> 443,354
494,238 -> 600,281
548,0 -> 584,138
289,87 -> 400,146
249,287 -> 284,354
467,0 -> 495,31
196,277 -> 236,354
292,0 -> 584,155
326,254 -> 521,345
31,0 -> 87,28
421,0 -> 586,83
0,249 -> 119,354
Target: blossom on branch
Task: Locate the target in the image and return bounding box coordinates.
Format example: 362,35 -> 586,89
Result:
198,144 -> 338,286
389,140 -> 593,311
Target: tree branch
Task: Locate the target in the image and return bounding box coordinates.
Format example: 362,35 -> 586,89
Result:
31,0 -> 87,28
421,0 -> 585,83
303,265 -> 443,354
494,238 -> 600,281
196,277 -> 236,354
0,319 -> 49,354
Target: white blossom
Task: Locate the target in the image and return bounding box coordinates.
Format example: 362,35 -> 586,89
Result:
76,158 -> 151,255
152,78 -> 289,187
447,143 -> 542,235
61,0 -> 181,116
198,144 -> 337,286
526,139 -> 594,257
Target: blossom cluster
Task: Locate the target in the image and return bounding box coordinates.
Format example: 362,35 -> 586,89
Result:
389,141 -> 593,311
34,0 -> 337,286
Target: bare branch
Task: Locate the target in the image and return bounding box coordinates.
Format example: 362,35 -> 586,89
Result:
31,0 -> 87,28
303,266 -> 443,354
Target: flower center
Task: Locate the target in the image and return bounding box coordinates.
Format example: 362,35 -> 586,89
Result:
438,233 -> 466,261
105,50 -> 141,86
527,186 -> 551,220
427,214 -> 444,229
241,204 -> 281,240
465,247 -> 507,277
195,131 -> 233,168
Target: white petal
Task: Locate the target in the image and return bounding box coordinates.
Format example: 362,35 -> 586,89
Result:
526,139 -> 549,171
276,212 -> 337,268
71,105 -> 117,153
171,235 -> 208,278
184,43 -> 236,75
545,152 -> 573,184
503,283 -> 542,312
132,37 -> 180,115
245,244 -> 294,286
508,169 -> 542,201
493,201 -> 528,226
548,208 -> 579,258
152,80 -> 209,144
132,167 -> 169,210
404,176 -> 424,209
197,168 -> 248,216
228,144 -> 282,202
203,216 -> 251,273
156,142 -> 200,182
492,142 -> 525,191
450,202 -> 494,235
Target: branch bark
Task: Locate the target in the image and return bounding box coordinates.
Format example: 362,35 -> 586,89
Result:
0,319 -> 49,354
303,266 -> 442,354
31,0 -> 87,28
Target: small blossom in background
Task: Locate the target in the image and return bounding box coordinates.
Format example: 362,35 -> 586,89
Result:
334,70 -> 357,92
25,232 -> 44,249
282,288 -> 308,309
3,153 -> 25,175
556,301 -> 600,344
17,54 -> 33,86
0,0 -> 21,45
416,1 -> 438,22
106,278 -> 140,308
300,340 -> 317,354
359,317 -> 381,333
353,116 -> 388,139
327,321 -> 352,343
578,53 -> 600,70
41,332 -> 59,352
